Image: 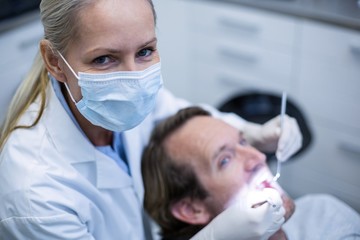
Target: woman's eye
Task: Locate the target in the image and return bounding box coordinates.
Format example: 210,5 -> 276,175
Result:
93,56 -> 112,65
137,48 -> 154,58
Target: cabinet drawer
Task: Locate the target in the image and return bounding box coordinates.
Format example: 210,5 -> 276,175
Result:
188,1 -> 297,51
301,20 -> 360,68
192,61 -> 290,106
303,121 -> 360,184
280,121 -> 360,212
297,20 -> 360,133
193,33 -> 293,86
297,57 -> 360,131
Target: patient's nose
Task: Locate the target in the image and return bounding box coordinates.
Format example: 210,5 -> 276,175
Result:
241,146 -> 266,172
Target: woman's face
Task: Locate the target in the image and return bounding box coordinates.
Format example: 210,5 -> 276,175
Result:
60,0 -> 159,100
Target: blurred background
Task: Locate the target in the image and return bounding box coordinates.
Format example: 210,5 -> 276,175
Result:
0,0 -> 359,212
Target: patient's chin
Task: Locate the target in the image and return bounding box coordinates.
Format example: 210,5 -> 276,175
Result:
269,228 -> 288,240
282,194 -> 296,221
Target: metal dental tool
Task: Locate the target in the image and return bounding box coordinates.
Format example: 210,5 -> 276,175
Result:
251,200 -> 268,208
271,91 -> 287,183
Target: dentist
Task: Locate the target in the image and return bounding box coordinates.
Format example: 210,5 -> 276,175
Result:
0,0 -> 302,239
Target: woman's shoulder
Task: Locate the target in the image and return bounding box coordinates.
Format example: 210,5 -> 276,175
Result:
0,130 -> 89,220
0,109 -> 75,215
1,111 -> 47,164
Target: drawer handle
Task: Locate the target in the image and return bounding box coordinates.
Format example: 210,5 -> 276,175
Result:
219,18 -> 259,35
338,142 -> 360,156
349,42 -> 360,57
219,48 -> 259,65
218,75 -> 255,86
219,76 -> 242,86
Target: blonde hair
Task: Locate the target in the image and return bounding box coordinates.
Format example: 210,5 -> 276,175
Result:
0,0 -> 94,150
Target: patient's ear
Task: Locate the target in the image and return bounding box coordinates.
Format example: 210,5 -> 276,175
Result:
170,197 -> 211,225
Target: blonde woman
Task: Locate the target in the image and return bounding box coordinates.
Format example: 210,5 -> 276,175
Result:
0,0 -> 302,239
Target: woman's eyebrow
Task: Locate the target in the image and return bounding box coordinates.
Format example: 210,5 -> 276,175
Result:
85,47 -> 121,55
84,38 -> 157,55
139,37 -> 157,49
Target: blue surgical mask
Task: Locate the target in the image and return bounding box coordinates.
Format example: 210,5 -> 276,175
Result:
58,52 -> 163,132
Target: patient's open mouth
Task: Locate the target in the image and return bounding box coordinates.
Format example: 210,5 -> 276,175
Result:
258,180 -> 272,189
249,166 -> 274,190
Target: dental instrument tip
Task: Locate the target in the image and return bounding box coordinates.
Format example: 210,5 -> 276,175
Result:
251,200 -> 268,208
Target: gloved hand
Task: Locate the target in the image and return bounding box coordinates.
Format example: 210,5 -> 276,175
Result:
190,188 -> 285,240
242,115 -> 302,162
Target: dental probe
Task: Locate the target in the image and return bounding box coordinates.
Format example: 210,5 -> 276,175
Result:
251,200 -> 268,208
251,199 -> 278,209
271,91 -> 287,183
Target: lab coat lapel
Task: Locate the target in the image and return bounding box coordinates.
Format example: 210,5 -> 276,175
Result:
122,126 -> 145,202
44,83 -> 95,164
95,150 -> 132,189
45,83 -> 132,189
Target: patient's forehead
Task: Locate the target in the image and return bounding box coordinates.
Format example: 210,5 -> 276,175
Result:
164,116 -> 238,167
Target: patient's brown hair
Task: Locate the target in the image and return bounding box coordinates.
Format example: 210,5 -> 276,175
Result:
141,107 -> 211,240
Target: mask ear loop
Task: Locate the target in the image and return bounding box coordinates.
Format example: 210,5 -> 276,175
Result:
57,51 -> 79,104
63,81 -> 77,104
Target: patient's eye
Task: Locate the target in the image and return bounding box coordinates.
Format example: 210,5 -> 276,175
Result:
239,138 -> 248,146
219,157 -> 230,168
217,148 -> 235,169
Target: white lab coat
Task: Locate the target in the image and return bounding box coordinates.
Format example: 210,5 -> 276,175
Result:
0,84 -> 245,239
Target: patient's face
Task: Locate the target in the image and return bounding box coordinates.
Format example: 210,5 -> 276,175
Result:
165,116 -> 267,216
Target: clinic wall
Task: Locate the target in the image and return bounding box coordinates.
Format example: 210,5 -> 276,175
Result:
0,12 -> 42,125
154,0 -> 360,212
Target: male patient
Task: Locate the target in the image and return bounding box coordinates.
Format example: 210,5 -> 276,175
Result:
142,106 -> 360,240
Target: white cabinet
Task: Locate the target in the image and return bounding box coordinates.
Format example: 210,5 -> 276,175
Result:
0,17 -> 43,124
187,1 -> 300,106
155,0 -> 360,212
280,20 -> 360,212
296,20 -> 360,131
279,119 -> 360,212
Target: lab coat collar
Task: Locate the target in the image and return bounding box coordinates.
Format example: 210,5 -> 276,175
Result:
43,83 -> 132,189
95,150 -> 132,189
44,85 -> 95,164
